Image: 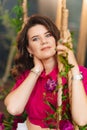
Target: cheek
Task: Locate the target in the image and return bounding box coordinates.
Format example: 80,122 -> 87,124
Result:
52,41 -> 57,49
28,42 -> 37,54
31,46 -> 40,56
50,38 -> 57,46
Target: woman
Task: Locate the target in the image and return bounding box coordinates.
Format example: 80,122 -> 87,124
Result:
4,15 -> 87,130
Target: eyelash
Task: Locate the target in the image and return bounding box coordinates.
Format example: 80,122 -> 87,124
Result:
32,37 -> 39,41
45,33 -> 52,37
32,33 -> 52,41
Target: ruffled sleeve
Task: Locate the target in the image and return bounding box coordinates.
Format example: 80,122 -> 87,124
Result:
11,70 -> 30,91
79,66 -> 87,95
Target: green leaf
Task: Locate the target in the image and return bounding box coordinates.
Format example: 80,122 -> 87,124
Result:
56,106 -> 62,114
60,71 -> 67,77
64,42 -> 73,50
58,55 -> 68,66
44,114 -> 56,121
57,85 -> 63,89
45,101 -> 56,111
12,6 -> 23,17
79,125 -> 87,130
62,95 -> 67,100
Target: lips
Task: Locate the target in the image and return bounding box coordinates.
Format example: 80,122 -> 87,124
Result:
41,46 -> 51,51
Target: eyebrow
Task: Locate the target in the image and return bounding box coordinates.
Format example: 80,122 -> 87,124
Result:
31,31 -> 50,39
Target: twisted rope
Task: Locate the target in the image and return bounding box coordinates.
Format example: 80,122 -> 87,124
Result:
57,0 -> 73,129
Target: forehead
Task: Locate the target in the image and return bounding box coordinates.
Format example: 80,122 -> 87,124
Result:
27,24 -> 48,37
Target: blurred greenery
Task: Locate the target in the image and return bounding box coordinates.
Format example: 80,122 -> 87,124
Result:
0,0 -> 27,129
10,0 -> 23,33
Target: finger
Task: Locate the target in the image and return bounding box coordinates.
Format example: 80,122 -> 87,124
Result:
56,44 -> 68,52
57,51 -> 66,56
58,36 -> 72,45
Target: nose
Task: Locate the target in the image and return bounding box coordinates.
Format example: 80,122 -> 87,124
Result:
40,36 -> 47,44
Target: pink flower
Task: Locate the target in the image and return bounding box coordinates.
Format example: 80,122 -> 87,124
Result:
45,79 -> 57,92
0,113 -> 4,123
59,120 -> 74,130
0,113 -> 4,130
0,123 -> 5,130
12,116 -> 24,130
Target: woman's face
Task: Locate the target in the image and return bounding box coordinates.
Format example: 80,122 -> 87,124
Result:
27,24 -> 57,60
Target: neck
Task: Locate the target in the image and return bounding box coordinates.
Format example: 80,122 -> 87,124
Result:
42,56 -> 57,75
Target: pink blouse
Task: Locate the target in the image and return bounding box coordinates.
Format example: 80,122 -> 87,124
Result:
12,66 -> 87,128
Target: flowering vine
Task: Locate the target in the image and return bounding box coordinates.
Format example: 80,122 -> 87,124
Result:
43,38 -> 87,130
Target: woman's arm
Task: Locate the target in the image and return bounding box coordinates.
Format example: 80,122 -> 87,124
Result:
4,56 -> 43,116
57,43 -> 87,126
71,65 -> 87,126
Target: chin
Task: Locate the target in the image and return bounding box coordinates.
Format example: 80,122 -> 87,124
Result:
41,54 -> 56,60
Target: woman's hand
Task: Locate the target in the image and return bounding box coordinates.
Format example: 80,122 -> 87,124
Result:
56,40 -> 78,67
32,56 -> 44,75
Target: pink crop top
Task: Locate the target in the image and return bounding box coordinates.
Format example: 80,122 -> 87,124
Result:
12,66 -> 87,128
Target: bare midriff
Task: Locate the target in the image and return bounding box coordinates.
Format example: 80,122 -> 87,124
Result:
26,118 -> 55,130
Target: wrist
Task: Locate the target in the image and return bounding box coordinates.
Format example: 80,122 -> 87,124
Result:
71,65 -> 80,75
71,65 -> 83,80
72,72 -> 83,80
31,67 -> 42,76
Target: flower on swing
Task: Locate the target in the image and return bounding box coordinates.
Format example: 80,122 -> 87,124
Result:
0,123 -> 4,130
59,120 -> 74,130
45,78 -> 57,92
0,112 -> 5,130
0,112 -> 4,123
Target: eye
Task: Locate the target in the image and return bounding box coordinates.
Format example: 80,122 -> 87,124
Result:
32,37 -> 39,41
45,33 -> 52,38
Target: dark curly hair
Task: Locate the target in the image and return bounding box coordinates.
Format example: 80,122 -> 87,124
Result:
11,14 -> 60,79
